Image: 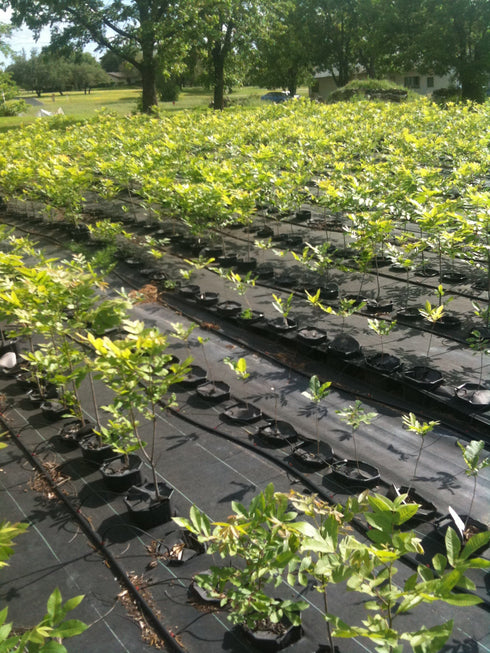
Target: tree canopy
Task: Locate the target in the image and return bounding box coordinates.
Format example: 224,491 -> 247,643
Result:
1,0 -> 489,107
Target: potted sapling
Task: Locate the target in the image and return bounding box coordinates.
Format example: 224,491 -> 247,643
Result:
334,401 -> 379,484
456,330 -> 490,407
173,484 -> 309,651
293,375 -> 333,468
222,356 -> 262,423
268,292 -> 296,333
443,440 -> 489,545
257,385 -> 299,444
298,288 -> 329,347
86,320 -> 191,525
327,297 -> 364,359
223,270 -> 263,324
387,413 -> 439,521
366,318 -> 400,373
170,321 -> 205,387
329,493 -> 490,653
288,489 -> 369,653
195,335 -> 230,403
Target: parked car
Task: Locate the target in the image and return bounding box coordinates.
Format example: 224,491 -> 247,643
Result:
260,91 -> 292,103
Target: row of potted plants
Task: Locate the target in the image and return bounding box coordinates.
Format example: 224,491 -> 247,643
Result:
175,483 -> 490,652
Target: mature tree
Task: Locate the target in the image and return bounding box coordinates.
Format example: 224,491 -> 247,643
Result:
72,53 -> 110,93
197,0 -> 278,109
251,0 -> 313,95
305,0 -> 359,87
0,21 -> 12,60
414,0 -> 490,102
1,0 -> 196,112
8,52 -> 72,96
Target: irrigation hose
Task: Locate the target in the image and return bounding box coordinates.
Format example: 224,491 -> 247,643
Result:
0,411 -> 186,653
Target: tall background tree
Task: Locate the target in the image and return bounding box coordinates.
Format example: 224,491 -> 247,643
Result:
413,0 -> 490,102
1,0 -> 196,112
251,0 -> 312,96
196,0 -> 272,109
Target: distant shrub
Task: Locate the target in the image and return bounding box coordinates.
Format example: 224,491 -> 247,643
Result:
0,99 -> 27,116
431,87 -> 462,106
329,79 -> 408,103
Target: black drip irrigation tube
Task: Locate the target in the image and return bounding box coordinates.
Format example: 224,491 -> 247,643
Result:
0,411 -> 186,653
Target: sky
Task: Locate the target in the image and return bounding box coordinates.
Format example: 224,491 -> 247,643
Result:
0,9 -> 53,66
0,9 -> 97,67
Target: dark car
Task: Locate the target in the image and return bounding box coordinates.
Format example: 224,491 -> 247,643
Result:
260,91 -> 292,103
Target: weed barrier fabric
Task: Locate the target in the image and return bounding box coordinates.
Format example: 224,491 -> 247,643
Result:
0,220 -> 489,652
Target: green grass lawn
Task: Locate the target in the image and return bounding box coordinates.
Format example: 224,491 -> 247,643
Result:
0,85 -> 309,132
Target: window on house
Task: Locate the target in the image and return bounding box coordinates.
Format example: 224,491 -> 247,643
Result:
404,76 -> 420,89
427,77 -> 434,88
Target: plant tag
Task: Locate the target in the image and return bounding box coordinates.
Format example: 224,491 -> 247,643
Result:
448,505 -> 465,538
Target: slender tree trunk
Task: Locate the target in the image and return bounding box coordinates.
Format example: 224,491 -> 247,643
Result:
141,62 -> 158,113
213,48 -> 226,110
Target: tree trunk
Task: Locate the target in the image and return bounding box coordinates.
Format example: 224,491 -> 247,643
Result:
141,62 -> 158,113
213,47 -> 225,110
460,66 -> 486,103
287,69 -> 298,96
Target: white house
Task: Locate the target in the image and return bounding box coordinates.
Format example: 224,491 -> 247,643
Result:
313,69 -> 454,100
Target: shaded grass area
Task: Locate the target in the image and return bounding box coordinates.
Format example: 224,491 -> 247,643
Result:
0,85 -> 309,132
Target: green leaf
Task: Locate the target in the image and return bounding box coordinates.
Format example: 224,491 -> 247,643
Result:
50,619 -> 88,639
445,527 -> 461,566
46,588 -> 62,622
460,530 -> 490,560
405,620 -> 453,653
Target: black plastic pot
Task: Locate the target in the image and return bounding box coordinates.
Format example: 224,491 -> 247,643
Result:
216,300 -> 242,317
404,366 -> 444,389
161,530 -> 206,565
196,381 -> 231,403
235,310 -> 265,326
198,291 -> 219,306
179,365 -> 207,388
79,433 -> 115,465
124,482 -> 174,528
256,420 -> 299,445
328,334 -> 362,359
396,307 -> 421,321
27,385 -> 58,406
234,258 -> 257,273
178,284 -> 200,299
40,400 -> 69,421
0,338 -> 18,357
296,327 -> 327,347
239,617 -> 303,652
331,460 -> 380,486
295,209 -> 311,222
364,299 -> 393,314
100,454 -> 143,492
140,268 -> 167,282
386,484 -> 437,522
366,353 -> 402,374
292,441 -> 334,469
415,266 -> 439,278
265,317 -> 297,334
222,402 -> 262,424
432,314 -> 461,330
435,511 -> 489,555
256,264 -> 275,280
255,226 -> 274,238
441,271 -> 466,284
58,420 -> 94,446
454,383 -> 490,408
217,253 -> 238,267
189,570 -> 223,606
